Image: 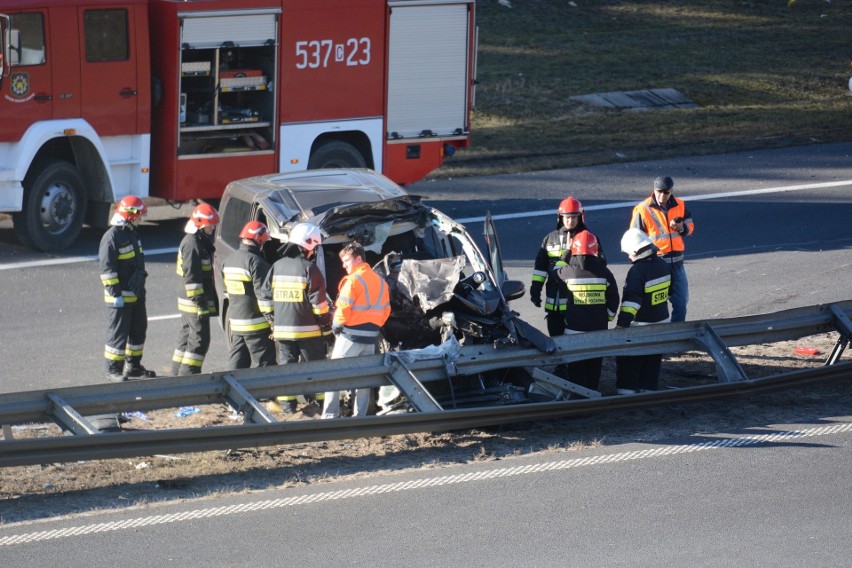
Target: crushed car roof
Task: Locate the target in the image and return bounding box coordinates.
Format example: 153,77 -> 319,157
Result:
226,169 -> 410,221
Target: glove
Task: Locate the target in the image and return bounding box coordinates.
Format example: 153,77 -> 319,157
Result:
529,281 -> 543,308
113,296 -> 125,308
332,322 -> 343,335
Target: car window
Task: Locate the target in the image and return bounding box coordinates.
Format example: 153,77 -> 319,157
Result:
220,197 -> 251,250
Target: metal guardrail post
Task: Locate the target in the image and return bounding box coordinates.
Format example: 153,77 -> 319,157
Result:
46,393 -> 99,435
222,373 -> 276,424
529,367 -> 601,399
696,323 -> 749,383
386,357 -> 444,412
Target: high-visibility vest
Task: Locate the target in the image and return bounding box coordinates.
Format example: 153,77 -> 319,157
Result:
334,263 -> 390,342
630,195 -> 694,263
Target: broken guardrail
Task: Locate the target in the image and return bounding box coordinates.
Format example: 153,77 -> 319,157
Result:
0,301 -> 849,468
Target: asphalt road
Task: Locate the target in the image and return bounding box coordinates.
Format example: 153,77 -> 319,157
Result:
1,142 -> 850,392
1,416 -> 849,566
0,144 -> 850,566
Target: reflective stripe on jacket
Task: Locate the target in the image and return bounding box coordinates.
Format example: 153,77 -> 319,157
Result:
530,220 -> 606,313
630,195 -> 694,264
334,263 -> 391,343
555,255 -> 620,331
99,224 -> 145,304
176,232 -> 217,317
617,254 -> 671,327
223,242 -> 272,335
259,251 -> 331,341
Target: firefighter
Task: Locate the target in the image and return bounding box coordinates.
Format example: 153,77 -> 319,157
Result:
222,221 -> 277,370
322,241 -> 391,419
171,203 -> 220,376
615,228 -> 672,393
259,222 -> 332,413
98,196 -> 156,382
629,175 -> 694,322
553,230 -> 619,391
530,196 -> 606,337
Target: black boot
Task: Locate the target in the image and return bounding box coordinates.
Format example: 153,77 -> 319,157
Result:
124,363 -> 156,378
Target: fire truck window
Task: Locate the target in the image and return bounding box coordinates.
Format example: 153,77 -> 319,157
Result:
9,13 -> 45,66
83,9 -> 129,62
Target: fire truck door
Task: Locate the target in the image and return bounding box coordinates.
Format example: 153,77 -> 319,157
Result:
1,11 -> 52,140
78,5 -> 140,136
48,5 -> 81,119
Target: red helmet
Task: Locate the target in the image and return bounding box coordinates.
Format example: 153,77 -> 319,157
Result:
558,196 -> 584,217
239,220 -> 270,245
191,203 -> 220,228
116,196 -> 147,222
571,230 -> 598,257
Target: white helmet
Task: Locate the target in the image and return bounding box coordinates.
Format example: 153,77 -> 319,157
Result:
620,228 -> 656,258
289,222 -> 322,252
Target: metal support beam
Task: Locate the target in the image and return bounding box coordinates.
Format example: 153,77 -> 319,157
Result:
387,357 -> 444,412
530,368 -> 601,399
46,393 -> 98,436
827,304 -> 852,366
696,323 -> 748,383
222,374 -> 276,424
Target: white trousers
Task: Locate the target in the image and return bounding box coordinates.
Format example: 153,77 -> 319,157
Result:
321,335 -> 375,419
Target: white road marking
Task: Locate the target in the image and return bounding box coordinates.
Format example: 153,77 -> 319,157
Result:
3,179 -> 851,272
1,420 -> 849,546
0,247 -> 176,271
456,179 -> 852,223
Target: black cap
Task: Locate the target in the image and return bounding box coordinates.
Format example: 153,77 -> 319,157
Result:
654,176 -> 674,191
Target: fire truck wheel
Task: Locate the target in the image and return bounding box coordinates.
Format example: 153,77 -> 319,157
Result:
13,161 -> 87,252
308,141 -> 367,170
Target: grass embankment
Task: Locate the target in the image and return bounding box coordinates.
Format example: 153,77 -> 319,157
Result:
432,0 -> 852,178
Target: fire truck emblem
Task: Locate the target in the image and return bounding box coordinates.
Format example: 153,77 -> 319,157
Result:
10,73 -> 30,98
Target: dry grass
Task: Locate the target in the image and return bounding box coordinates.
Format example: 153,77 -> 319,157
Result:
431,0 -> 852,178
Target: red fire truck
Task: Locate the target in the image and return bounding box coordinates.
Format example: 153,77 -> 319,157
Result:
0,0 -> 476,251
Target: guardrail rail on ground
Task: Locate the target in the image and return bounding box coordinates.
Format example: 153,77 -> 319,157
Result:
0,301 -> 849,468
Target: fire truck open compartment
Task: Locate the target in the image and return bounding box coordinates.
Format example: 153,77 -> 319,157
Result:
177,11 -> 278,157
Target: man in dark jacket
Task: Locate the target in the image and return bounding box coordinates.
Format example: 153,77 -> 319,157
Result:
222,221 -> 276,369
98,196 -> 156,382
530,196 -> 606,337
615,228 -> 672,393
172,203 -> 219,375
553,230 -> 619,390
259,222 -> 332,413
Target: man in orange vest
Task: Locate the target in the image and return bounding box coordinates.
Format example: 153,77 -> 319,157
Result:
629,176 -> 694,322
321,242 -> 391,419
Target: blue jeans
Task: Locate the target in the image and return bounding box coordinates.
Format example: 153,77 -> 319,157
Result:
669,261 -> 689,322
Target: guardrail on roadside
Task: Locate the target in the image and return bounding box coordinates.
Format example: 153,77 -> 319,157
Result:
0,301 -> 849,468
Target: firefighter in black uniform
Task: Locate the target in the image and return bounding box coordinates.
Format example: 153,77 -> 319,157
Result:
171,203 -> 220,375
530,196 -> 606,337
259,222 -> 332,413
553,230 -> 619,391
615,228 -> 672,393
98,196 -> 156,382
222,221 -> 277,369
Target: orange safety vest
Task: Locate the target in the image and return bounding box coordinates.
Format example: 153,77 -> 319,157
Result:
630,195 -> 694,263
334,263 -> 391,341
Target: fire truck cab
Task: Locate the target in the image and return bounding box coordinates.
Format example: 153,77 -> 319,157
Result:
0,0 -> 475,251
